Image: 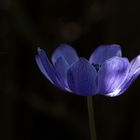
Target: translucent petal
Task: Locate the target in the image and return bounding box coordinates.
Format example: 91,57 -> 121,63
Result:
98,56 -> 130,95
106,55 -> 140,97
89,44 -> 122,65
51,44 -> 79,65
130,55 -> 140,76
37,48 -> 66,90
35,55 -> 54,84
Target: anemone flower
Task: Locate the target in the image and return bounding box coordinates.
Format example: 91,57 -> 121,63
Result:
35,44 -> 140,97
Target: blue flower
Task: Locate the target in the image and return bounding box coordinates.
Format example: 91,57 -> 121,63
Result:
35,44 -> 140,97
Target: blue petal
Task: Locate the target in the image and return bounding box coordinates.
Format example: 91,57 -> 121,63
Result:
89,44 -> 122,65
67,58 -> 97,96
98,56 -> 130,95
35,55 -> 54,84
37,48 -> 66,90
106,55 -> 140,97
51,44 -> 79,65
130,55 -> 140,76
54,57 -> 69,88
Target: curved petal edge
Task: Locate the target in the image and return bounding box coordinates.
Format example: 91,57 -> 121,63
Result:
89,44 -> 122,65
67,58 -> 97,96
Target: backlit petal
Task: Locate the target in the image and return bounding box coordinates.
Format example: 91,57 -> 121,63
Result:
107,55 -> 140,97
51,44 -> 79,65
37,48 -> 66,90
130,55 -> 140,76
67,58 -> 97,96
98,56 -> 130,95
89,44 -> 122,65
35,55 -> 54,84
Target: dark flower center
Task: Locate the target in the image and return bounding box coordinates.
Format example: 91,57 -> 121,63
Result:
92,63 -> 100,72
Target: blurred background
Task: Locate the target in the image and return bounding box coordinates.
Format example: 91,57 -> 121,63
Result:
1,0 -> 140,139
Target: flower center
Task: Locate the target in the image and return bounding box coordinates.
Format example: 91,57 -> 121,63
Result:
92,63 -> 100,72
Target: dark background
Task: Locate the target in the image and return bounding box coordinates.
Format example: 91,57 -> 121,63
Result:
1,0 -> 140,140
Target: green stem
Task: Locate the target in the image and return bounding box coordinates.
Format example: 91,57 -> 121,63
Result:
87,96 -> 97,140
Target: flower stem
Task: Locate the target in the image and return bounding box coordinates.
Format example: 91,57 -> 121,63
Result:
87,96 -> 97,140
